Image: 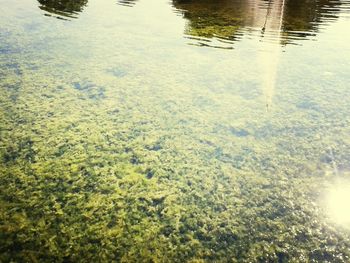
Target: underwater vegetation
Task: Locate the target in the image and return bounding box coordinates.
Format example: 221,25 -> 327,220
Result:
1,0 -> 350,262
1,46 -> 350,262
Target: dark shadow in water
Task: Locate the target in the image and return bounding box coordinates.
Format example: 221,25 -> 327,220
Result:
38,0 -> 88,20
117,0 -> 138,7
172,0 -> 348,47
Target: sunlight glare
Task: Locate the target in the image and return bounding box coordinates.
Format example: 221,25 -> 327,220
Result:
326,184 -> 350,226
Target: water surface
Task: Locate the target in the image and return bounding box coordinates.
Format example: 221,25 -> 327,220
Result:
1,0 -> 350,261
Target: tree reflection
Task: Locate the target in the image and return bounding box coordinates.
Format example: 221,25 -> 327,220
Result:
117,0 -> 138,7
172,0 -> 345,46
38,0 -> 88,19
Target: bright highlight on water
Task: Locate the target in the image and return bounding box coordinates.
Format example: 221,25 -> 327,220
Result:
326,184 -> 350,226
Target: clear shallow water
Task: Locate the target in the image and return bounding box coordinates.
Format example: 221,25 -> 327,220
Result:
1,0 -> 350,261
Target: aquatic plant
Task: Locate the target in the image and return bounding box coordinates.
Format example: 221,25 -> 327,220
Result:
1,0 -> 350,262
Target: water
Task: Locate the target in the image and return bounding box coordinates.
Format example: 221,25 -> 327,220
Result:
0,0 -> 350,261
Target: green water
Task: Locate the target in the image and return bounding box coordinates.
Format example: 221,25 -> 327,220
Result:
1,0 -> 350,261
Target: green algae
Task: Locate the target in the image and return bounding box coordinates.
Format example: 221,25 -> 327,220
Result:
1,59 -> 350,262
1,0 -> 350,262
